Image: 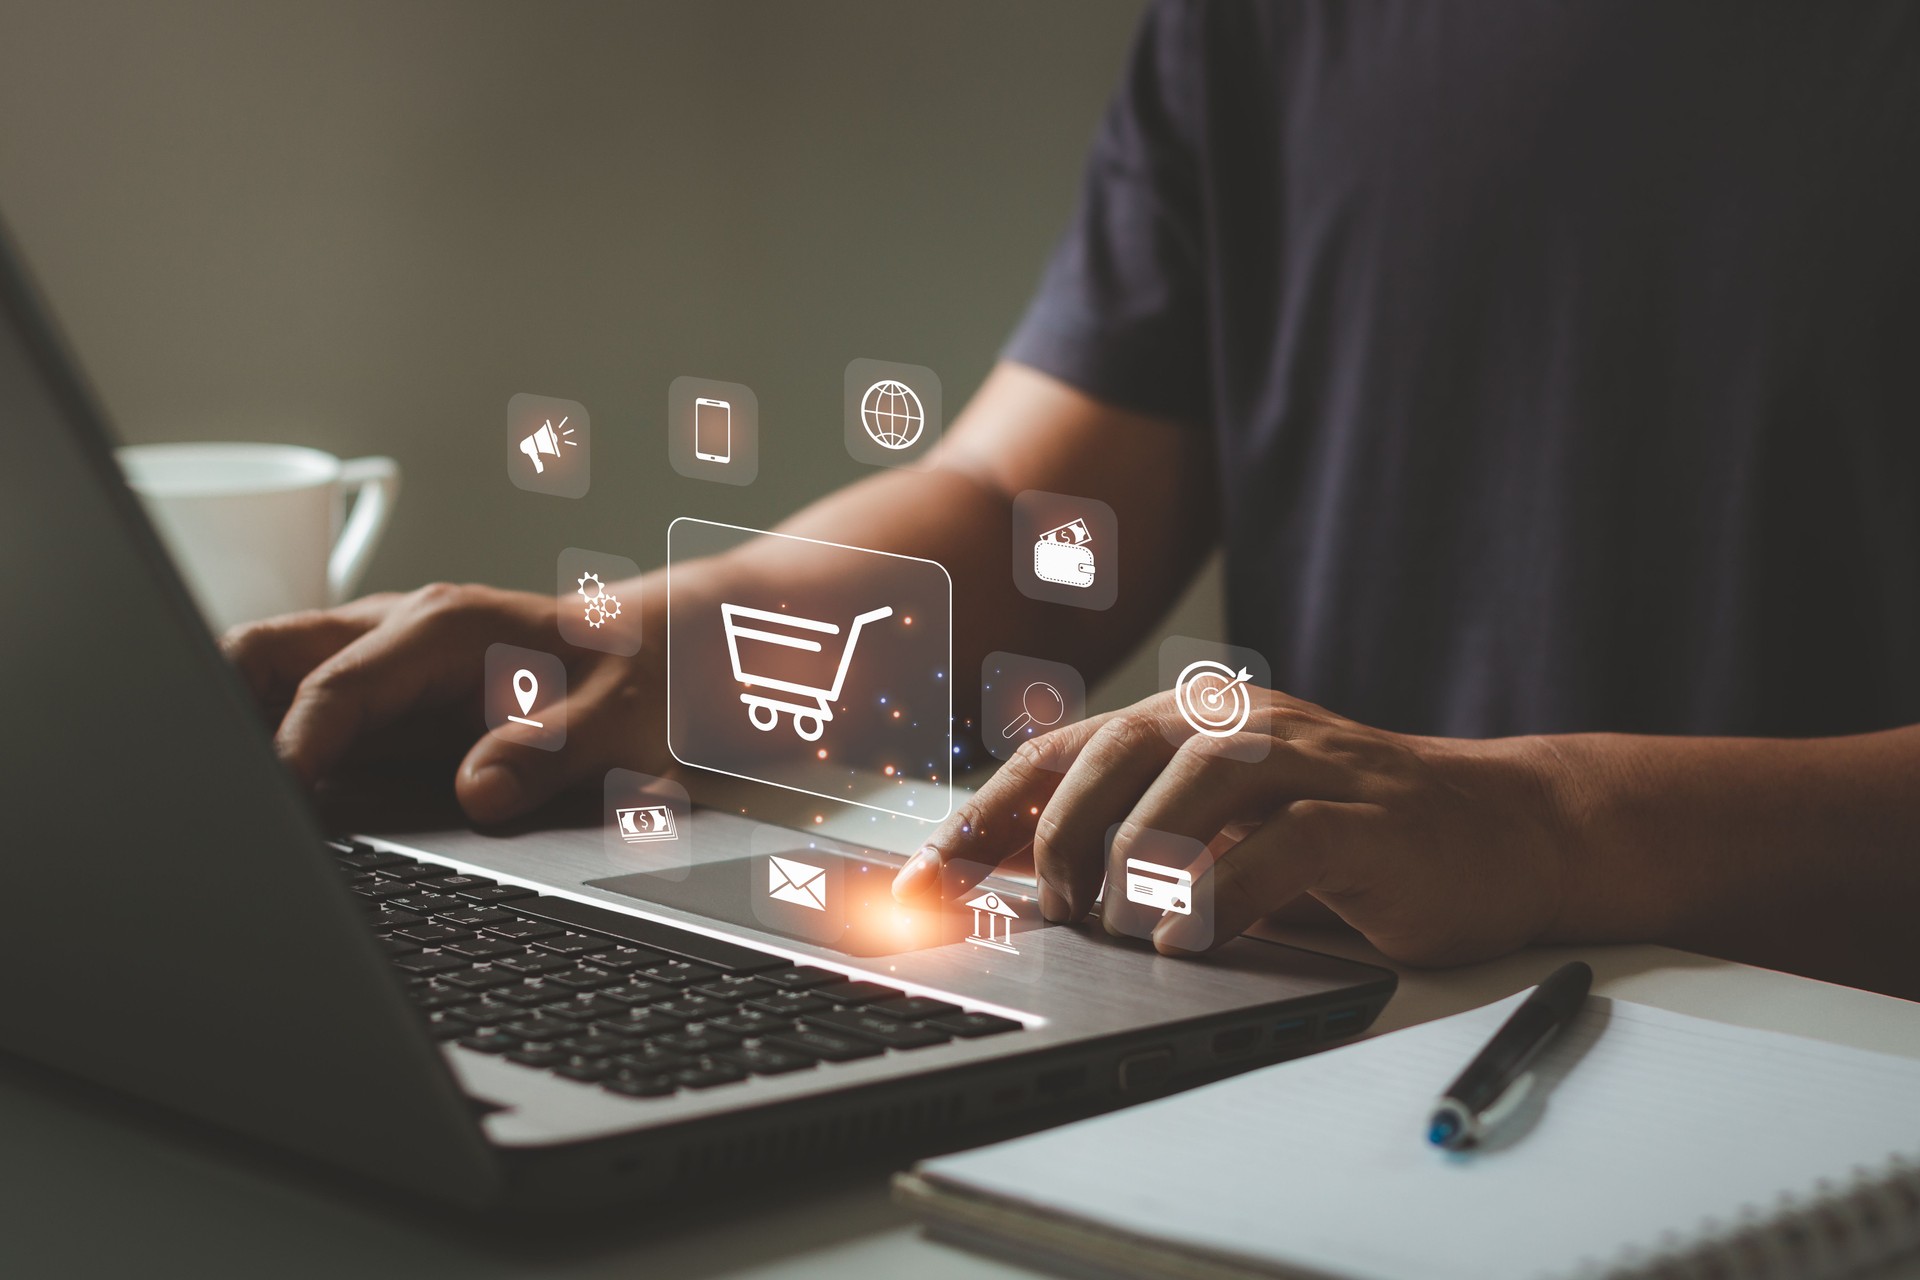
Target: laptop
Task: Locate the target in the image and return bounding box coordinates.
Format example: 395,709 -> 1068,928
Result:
0,224 -> 1395,1212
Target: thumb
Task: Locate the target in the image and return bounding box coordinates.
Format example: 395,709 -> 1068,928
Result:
456,663 -> 639,825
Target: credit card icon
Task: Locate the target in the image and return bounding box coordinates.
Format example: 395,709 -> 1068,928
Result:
1123,858 -> 1193,915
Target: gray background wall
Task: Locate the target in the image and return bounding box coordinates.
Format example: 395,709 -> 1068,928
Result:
0,0 -> 1219,706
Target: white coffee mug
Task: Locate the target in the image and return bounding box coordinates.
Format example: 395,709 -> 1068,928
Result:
116,442 -> 400,634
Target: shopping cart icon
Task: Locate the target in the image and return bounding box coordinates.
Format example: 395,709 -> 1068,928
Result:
720,602 -> 895,742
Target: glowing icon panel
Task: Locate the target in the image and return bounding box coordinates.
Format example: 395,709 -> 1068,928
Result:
980,651 -> 1086,766
1158,636 -> 1271,762
1012,490 -> 1117,610
507,393 -> 590,498
669,376 -> 759,486
667,518 -> 952,823
483,643 -> 566,751
844,359 -> 941,468
556,547 -> 641,656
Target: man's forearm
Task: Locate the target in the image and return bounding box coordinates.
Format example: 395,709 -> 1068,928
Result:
1538,726 -> 1920,995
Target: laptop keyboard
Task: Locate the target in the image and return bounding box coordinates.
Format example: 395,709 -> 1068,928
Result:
330,841 -> 1022,1099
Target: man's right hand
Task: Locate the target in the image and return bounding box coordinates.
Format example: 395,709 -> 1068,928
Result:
221,582 -> 665,824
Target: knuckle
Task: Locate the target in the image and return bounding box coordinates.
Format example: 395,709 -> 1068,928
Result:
1082,712 -> 1162,770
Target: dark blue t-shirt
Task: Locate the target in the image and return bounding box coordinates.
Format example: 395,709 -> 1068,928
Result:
1005,0 -> 1920,738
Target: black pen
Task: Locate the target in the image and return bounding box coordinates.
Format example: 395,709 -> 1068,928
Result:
1426,960 -> 1593,1151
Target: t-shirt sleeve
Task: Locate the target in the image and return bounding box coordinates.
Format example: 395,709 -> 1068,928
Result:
1002,0 -> 1212,429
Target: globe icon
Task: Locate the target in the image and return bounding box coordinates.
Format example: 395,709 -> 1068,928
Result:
860,379 -> 925,450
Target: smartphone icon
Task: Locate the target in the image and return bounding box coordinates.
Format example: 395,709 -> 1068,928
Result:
694,397 -> 731,463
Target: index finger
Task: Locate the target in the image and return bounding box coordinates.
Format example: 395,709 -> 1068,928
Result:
890,708 -> 1119,912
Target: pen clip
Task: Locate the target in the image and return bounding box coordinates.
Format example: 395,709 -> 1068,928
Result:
1476,1070 -> 1536,1135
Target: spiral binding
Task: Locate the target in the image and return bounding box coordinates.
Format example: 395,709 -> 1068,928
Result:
1568,1155 -> 1920,1280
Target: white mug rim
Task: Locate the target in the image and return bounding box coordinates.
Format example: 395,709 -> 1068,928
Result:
116,441 -> 343,497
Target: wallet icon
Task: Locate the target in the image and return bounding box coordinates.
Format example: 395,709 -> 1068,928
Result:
767,854 -> 829,911
1033,518 -> 1096,589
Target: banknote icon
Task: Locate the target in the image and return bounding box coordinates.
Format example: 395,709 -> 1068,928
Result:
1033,517 -> 1096,588
616,804 -> 678,844
1038,518 -> 1092,547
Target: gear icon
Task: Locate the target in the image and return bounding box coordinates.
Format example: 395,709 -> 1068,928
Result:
575,570 -> 621,629
584,593 -> 622,629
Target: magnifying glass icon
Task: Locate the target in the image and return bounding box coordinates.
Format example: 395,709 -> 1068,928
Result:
1000,680 -> 1066,739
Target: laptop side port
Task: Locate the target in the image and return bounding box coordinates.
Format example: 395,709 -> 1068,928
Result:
1272,1016 -> 1311,1047
1320,1006 -> 1368,1039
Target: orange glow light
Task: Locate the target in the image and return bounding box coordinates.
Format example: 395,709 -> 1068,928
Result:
884,764 -> 896,776
816,748 -> 828,760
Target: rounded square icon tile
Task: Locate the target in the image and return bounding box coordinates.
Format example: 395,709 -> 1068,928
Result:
1157,635 -> 1272,762
1011,490 -> 1117,611
602,769 -> 691,880
507,393 -> 590,498
845,359 -> 941,468
1102,824 -> 1216,947
942,857 -> 1046,985
980,651 -> 1086,765
668,376 -> 758,486
483,643 -> 567,751
557,548 -> 642,656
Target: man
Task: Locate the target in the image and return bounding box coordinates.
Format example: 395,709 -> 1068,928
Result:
228,3 -> 1920,996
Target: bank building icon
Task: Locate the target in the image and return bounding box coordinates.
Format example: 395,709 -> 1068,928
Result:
963,889 -> 1020,955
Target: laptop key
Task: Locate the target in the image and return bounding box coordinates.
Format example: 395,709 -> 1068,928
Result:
492,951 -> 574,977
393,951 -> 470,977
745,991 -> 834,1018
444,966 -> 523,992
709,1010 -> 795,1038
503,1014 -> 578,1041
652,1026 -> 742,1056
424,1011 -> 472,1040
393,923 -> 473,946
614,1046 -> 694,1075
555,1059 -> 615,1084
371,862 -> 452,883
544,993 -> 628,1021
409,981 -> 470,1010
383,937 -> 423,957
454,884 -> 536,905
868,996 -> 962,1021
423,874 -> 495,892
389,893 -> 467,915
693,975 -> 776,1003
600,981 -> 678,1006
817,980 -> 901,1005
544,967 -> 625,992
604,1072 -> 677,1098
456,1031 -> 518,1054
531,932 -> 615,957
355,881 -> 417,902
806,1009 -> 952,1050
441,938 -> 523,961
765,1030 -> 883,1062
654,994 -> 732,1021
437,907 -> 520,928
634,959 -> 720,987
557,1032 -> 638,1057
482,919 -> 563,942
716,1044 -> 817,1076
588,945 -> 667,972
593,1013 -> 683,1041
926,1011 -> 1023,1038
757,965 -> 843,991
674,1059 -> 749,1090
374,908 -> 428,929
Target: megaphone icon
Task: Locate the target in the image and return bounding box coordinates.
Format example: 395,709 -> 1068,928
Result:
518,416 -> 576,474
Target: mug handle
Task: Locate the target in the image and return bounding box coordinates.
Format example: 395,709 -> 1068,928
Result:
329,456 -> 401,604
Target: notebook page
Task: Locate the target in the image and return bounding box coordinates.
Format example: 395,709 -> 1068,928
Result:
918,997 -> 1920,1280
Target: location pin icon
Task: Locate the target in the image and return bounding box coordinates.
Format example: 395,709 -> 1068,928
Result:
513,668 -> 539,717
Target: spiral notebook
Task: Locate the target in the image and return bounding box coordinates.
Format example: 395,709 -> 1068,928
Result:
898,994 -> 1920,1280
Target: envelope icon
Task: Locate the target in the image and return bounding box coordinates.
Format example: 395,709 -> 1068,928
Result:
767,855 -> 829,912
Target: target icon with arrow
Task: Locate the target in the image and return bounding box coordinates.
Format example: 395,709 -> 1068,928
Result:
1174,659 -> 1254,738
